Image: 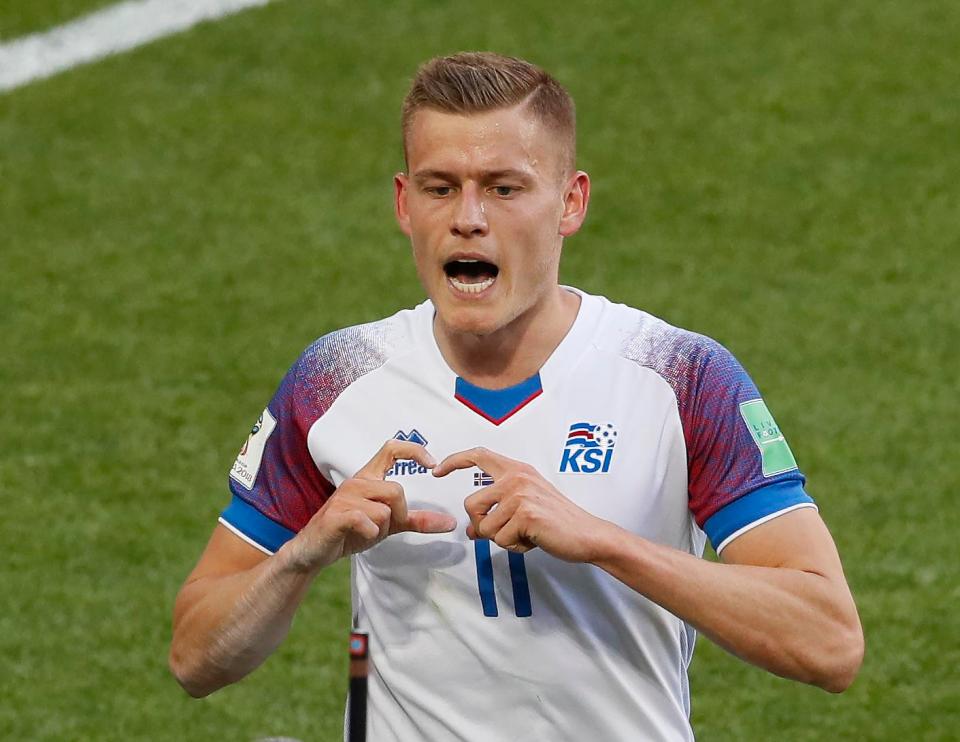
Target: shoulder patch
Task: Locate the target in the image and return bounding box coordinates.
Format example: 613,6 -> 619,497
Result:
230,408 -> 278,490
739,399 -> 798,476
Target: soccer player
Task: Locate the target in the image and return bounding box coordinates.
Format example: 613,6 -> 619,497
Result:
170,52 -> 864,740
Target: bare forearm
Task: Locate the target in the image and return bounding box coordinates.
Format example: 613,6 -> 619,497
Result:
170,542 -> 316,697
591,523 -> 863,691
169,441 -> 456,697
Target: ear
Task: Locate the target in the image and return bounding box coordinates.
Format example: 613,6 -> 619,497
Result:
394,172 -> 412,236
558,171 -> 590,237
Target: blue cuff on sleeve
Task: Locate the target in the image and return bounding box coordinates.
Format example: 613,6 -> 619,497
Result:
704,480 -> 815,554
220,495 -> 296,554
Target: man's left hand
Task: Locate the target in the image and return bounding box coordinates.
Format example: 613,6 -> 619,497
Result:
432,447 -> 610,562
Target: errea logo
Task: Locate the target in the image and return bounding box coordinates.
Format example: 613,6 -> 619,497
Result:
559,422 -> 617,474
386,429 -> 430,476
394,429 -> 428,446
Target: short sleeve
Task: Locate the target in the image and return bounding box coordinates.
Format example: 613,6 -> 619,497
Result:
680,341 -> 815,553
220,356 -> 335,554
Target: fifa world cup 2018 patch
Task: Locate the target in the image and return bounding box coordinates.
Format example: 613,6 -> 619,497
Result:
559,422 -> 617,473
230,408 -> 277,489
739,399 -> 798,476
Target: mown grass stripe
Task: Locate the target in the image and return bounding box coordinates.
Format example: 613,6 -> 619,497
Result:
0,0 -> 275,93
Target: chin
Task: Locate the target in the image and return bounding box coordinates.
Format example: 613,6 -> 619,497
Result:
436,303 -> 505,337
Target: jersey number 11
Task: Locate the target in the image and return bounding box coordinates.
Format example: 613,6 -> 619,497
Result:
473,540 -> 532,617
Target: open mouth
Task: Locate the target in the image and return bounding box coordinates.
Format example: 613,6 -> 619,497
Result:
443,258 -> 499,295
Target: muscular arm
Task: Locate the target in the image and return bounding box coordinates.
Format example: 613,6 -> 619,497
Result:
590,508 -> 864,692
435,448 -> 864,693
169,441 -> 455,697
169,526 -> 314,697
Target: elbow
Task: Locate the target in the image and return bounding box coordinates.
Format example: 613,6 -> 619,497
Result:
812,621 -> 865,694
168,645 -> 220,699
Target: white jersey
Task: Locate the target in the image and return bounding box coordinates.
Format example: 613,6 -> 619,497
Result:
220,289 -> 815,741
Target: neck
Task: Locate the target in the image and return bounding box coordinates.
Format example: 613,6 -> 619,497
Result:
433,287 -> 581,389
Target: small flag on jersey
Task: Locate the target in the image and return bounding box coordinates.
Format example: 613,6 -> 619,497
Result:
473,470 -> 494,487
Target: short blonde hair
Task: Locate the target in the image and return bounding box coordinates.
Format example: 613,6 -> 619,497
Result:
401,52 -> 576,172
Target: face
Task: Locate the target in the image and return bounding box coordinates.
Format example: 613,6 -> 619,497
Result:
395,104 -> 589,338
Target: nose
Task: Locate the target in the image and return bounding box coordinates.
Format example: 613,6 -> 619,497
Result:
450,183 -> 488,238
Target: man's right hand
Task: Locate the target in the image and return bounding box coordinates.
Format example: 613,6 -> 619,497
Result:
281,440 -> 457,573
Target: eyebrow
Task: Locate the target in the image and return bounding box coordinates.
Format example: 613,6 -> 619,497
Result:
412,168 -> 534,185
411,169 -> 457,184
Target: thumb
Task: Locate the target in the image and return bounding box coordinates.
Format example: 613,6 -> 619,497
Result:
403,510 -> 457,534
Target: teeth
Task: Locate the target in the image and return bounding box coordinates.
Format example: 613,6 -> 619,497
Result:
449,276 -> 495,294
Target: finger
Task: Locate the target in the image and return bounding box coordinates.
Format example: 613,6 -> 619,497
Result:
337,509 -> 380,541
356,439 -> 437,480
356,500 -> 393,540
491,518 -> 535,553
432,447 -> 516,479
403,509 -> 458,534
464,510 -> 530,552
346,480 -> 450,537
361,480 -> 408,529
474,496 -> 517,540
463,485 -> 504,532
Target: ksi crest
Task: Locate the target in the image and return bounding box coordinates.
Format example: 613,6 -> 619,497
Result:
559,422 -> 617,473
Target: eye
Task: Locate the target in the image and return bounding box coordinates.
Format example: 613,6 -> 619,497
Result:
425,186 -> 453,197
492,185 -> 518,197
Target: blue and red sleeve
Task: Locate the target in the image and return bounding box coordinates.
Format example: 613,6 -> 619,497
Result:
679,339 -> 814,552
220,353 -> 335,554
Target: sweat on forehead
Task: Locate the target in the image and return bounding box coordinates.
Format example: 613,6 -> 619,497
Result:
404,105 -> 571,183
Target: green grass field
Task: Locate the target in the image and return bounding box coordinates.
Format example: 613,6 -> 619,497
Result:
0,0 -> 115,39
2,1 -> 958,739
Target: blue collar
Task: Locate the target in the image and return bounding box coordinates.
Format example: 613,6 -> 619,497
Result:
454,373 -> 543,425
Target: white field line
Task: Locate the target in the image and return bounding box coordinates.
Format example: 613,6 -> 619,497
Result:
0,0 -> 276,93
